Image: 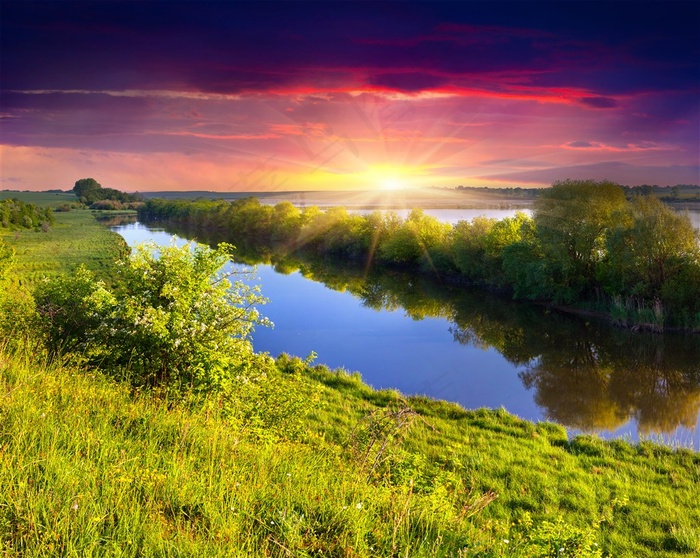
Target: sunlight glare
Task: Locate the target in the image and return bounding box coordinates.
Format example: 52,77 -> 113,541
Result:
365,164 -> 411,191
380,177 -> 403,191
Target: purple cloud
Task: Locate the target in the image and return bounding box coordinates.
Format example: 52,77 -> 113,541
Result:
579,97 -> 618,109
483,162 -> 700,187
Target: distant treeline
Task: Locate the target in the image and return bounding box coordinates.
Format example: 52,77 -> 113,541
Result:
139,179 -> 700,330
0,198 -> 54,230
452,183 -> 700,201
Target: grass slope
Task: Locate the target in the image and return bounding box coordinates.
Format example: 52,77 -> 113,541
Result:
1,350 -> 699,557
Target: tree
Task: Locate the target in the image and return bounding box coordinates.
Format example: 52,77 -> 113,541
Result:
451,216 -> 496,283
73,178 -> 102,203
600,196 -> 700,326
378,209 -> 452,272
534,179 -> 627,302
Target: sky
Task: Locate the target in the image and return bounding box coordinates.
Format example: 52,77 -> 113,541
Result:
1,1 -> 699,193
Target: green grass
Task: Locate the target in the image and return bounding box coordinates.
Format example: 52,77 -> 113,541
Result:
1,349 -> 698,557
0,191 -> 77,207
0,210 -> 128,285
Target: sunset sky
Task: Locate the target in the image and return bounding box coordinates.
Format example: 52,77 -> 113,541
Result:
1,1 -> 698,192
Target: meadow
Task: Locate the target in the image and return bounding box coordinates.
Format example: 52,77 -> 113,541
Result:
1,194 -> 699,557
0,206 -> 128,285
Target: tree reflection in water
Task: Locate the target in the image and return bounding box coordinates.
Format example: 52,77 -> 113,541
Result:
452,304 -> 700,434
140,219 -> 700,436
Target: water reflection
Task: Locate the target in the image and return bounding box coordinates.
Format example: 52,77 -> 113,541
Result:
359,271 -> 700,436
94,213 -> 138,227
132,219 -> 700,438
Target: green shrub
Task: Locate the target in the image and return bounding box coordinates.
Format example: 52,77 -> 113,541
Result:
35,241 -> 271,394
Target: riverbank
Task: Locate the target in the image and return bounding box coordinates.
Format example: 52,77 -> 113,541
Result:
1,206 -> 699,556
138,187 -> 537,210
138,190 -> 700,332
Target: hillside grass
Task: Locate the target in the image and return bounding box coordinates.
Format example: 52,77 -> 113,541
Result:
1,197 -> 699,556
2,347 -> 699,557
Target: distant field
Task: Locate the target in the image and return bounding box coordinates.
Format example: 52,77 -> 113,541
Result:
0,190 -> 76,207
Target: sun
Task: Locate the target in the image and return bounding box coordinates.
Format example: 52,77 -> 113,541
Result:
363,164 -> 411,191
380,177 -> 404,191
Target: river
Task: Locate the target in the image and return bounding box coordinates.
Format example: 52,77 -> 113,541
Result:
111,209 -> 700,449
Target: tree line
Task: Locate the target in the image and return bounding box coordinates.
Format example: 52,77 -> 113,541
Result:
0,198 -> 54,231
139,179 -> 700,330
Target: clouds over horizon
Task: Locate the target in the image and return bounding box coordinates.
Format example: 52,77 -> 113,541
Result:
1,1 -> 698,190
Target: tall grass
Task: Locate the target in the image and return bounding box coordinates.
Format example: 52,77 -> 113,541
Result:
2,348 -> 699,556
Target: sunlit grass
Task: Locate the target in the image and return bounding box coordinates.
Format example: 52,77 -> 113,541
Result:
2,348 -> 699,556
0,211 -> 128,285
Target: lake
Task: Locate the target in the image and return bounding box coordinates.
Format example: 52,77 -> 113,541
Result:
111,209 -> 700,449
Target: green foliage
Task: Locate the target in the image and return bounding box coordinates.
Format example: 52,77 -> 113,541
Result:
73,177 -> 140,205
379,209 -> 452,273
73,177 -> 102,200
533,179 -> 627,303
602,197 -> 700,313
0,198 -> 54,230
35,266 -> 116,357
37,241 -> 271,393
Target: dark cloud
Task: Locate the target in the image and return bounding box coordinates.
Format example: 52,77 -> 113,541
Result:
479,158 -> 545,168
579,97 -> 618,109
2,1 -> 697,97
366,72 -> 450,92
566,141 -> 595,148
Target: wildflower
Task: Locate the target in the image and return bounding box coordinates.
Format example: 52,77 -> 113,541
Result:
559,549 -> 565,553
71,503 -> 79,511
356,502 -> 363,510
503,539 -> 509,544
